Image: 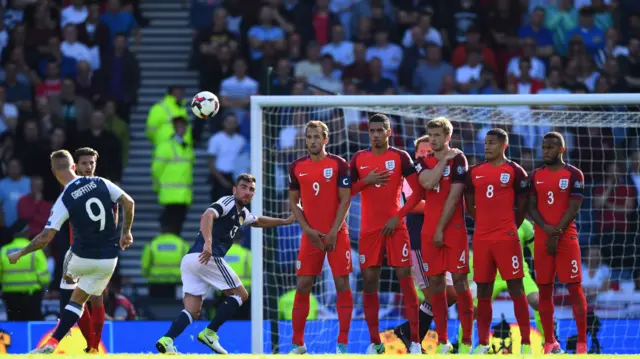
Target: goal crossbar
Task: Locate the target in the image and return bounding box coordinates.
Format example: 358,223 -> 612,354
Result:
249,93 -> 640,354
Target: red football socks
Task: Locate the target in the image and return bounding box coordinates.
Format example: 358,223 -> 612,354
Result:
538,284 -> 556,344
77,309 -> 94,349
363,292 -> 381,344
399,277 -> 420,343
477,297 -> 493,345
92,305 -> 105,350
568,283 -> 587,344
512,294 -> 531,345
292,292 -> 310,346
336,290 -> 353,345
431,291 -> 449,344
457,289 -> 474,345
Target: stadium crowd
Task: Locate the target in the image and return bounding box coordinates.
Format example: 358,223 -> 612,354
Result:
0,0 -> 141,320
1,0 -> 640,323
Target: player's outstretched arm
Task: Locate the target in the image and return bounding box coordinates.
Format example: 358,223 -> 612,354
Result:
251,214 -> 295,228
7,228 -> 57,264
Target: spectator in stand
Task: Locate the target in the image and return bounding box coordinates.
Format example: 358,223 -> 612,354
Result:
545,0 -> 578,55
566,7 -> 605,57
451,25 -> 497,70
248,7 -> 286,60
76,60 -> 101,103
35,61 -> 62,98
602,56 -> 629,93
312,0 -> 339,46
77,1 -> 111,65
360,57 -> 393,94
0,85 -> 19,134
207,113 -> 246,202
341,41 -> 368,84
507,37 -> 547,81
471,67 -> 504,95
294,41 -> 322,80
61,0 -> 88,28
590,0 -> 614,31
456,49 -> 483,93
98,32 -> 140,123
538,69 -> 571,97
321,24 -> 354,68
581,246 -> 611,304
620,36 -> 640,92
39,36 -> 78,79
3,62 -> 31,112
309,54 -> 342,94
104,99 -> 129,167
446,0 -> 483,48
263,58 -> 293,95
0,16 -> 6,59
49,77 -> 94,142
196,7 -> 237,68
398,27 -> 426,91
483,0 -> 521,75
42,127 -> 69,201
220,58 -> 258,139
199,42 -> 232,94
104,284 -> 137,320
510,57 -> 544,94
366,27 -> 402,84
77,110 -> 122,182
0,158 -> 31,230
413,43 -> 453,95
577,54 -> 600,92
251,41 -> 279,82
353,16 -> 373,46
16,119 -> 49,178
0,134 -> 16,178
61,24 -> 93,71
401,10 -> 442,48
519,7 -> 554,59
595,28 -> 628,68
25,4 -> 58,55
4,47 -> 38,87
35,97 -> 55,135
100,0 -> 140,50
16,175 -> 51,239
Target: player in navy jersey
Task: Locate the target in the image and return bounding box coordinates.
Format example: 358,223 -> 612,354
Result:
58,147 -> 112,353
393,135 -> 458,351
7,150 -> 135,354
156,174 -> 294,354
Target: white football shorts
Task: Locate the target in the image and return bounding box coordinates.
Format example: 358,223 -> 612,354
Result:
62,250 -> 117,296
181,253 -> 241,297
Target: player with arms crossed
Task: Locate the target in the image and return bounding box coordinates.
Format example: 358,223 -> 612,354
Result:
8,150 -> 135,354
58,148 -> 113,353
394,135 -> 459,351
528,132 -> 587,354
288,121 -> 353,354
411,118 -> 474,354
156,174 -> 293,354
350,114 -> 422,354
464,129 -> 532,354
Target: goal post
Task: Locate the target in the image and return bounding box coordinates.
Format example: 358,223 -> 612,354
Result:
250,94 -> 640,355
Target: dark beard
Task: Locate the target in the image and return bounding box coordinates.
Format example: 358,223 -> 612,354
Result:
544,157 -> 560,166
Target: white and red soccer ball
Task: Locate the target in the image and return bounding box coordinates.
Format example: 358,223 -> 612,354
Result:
191,91 -> 220,119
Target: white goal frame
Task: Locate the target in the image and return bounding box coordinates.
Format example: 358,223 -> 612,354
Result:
248,93 -> 640,354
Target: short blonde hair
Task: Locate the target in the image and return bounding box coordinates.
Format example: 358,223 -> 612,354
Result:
427,117 -> 453,136
50,150 -> 74,171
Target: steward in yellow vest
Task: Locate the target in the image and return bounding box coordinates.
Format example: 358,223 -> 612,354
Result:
142,225 -> 189,298
0,236 -> 50,320
145,86 -> 193,147
224,243 -> 251,292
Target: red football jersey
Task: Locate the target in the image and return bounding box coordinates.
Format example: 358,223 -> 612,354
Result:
350,147 -> 415,231
530,164 -> 584,237
415,152 -> 468,232
289,154 -> 351,233
466,161 -> 529,239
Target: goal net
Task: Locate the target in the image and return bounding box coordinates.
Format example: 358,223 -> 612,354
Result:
249,94 -> 640,355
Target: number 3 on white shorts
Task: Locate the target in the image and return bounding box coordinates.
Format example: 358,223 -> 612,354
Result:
402,243 -> 409,258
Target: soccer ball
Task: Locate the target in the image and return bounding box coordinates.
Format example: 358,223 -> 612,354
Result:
191,91 -> 220,119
